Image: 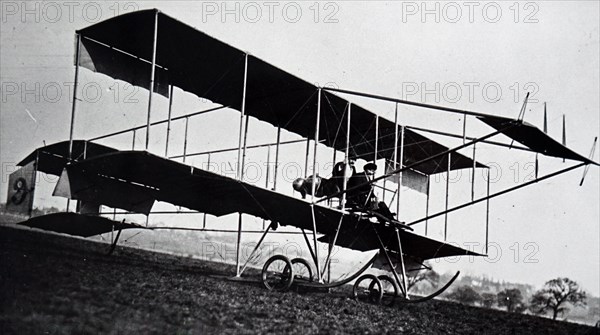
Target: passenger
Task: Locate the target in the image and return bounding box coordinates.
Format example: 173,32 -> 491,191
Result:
294,160 -> 355,199
292,175 -> 339,199
331,160 -> 356,192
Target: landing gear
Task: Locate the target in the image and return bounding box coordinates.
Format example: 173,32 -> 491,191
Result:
376,275 -> 398,306
256,216 -> 461,305
351,274 -> 398,306
290,257 -> 314,283
261,255 -> 294,291
352,274 -> 383,304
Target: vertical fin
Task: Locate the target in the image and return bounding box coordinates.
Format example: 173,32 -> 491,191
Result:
562,114 -> 567,146
543,102 -> 548,134
562,114 -> 567,162
535,153 -> 539,179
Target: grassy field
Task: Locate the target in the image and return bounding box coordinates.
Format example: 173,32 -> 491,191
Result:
0,224 -> 597,334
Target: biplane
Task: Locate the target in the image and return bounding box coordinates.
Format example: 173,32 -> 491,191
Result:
6,9 -> 598,305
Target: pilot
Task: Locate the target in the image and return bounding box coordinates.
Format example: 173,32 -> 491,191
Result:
347,162 -> 377,208
346,162 -> 395,220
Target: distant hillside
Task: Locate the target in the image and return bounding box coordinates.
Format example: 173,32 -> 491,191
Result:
439,273 -> 599,325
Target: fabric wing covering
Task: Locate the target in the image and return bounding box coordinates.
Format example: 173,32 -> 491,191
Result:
77,9 -> 484,175
479,115 -> 597,164
53,165 -> 156,215
385,162 -> 429,194
60,151 -> 345,235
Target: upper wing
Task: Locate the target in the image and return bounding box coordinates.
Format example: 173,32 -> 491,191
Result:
76,10 -> 484,175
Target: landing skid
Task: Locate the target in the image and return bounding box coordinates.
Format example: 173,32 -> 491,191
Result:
396,271 -> 460,304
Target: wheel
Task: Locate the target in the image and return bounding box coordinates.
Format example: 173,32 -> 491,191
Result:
290,258 -> 314,283
373,275 -> 398,306
352,274 -> 383,304
261,255 -> 295,291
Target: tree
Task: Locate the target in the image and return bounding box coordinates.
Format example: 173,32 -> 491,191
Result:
513,303 -> 528,314
481,293 -> 496,308
497,288 -> 524,312
406,266 -> 439,293
31,206 -> 61,217
530,277 -> 587,320
447,285 -> 481,306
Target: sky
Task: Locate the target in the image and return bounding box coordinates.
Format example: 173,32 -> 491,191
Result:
1,1 -> 599,295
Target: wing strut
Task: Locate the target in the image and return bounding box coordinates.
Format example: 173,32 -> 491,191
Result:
320,215 -> 344,279
310,205 -> 322,283
106,220 -> 125,256
371,223 -> 408,298
238,222 -> 274,277
301,228 -> 318,269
